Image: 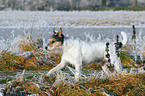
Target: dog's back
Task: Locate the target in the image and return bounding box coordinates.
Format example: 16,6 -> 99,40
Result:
81,42 -> 106,65
62,39 -> 106,66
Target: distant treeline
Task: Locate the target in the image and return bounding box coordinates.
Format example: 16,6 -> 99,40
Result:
0,0 -> 145,11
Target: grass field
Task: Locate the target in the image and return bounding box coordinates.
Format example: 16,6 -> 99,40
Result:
0,11 -> 145,95
0,29 -> 144,96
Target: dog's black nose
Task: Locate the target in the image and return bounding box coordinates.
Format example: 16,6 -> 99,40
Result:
45,46 -> 48,50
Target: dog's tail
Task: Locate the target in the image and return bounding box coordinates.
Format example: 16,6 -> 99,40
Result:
121,31 -> 127,47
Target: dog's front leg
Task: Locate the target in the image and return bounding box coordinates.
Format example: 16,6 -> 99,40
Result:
113,59 -> 123,73
46,60 -> 66,76
75,65 -> 82,82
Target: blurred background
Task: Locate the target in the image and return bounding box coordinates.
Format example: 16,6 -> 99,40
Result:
0,0 -> 145,11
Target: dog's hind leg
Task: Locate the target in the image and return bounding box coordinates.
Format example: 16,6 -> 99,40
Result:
46,60 -> 66,76
113,58 -> 123,73
101,62 -> 112,77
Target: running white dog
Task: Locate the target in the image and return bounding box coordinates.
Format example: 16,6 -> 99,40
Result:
45,28 -> 127,81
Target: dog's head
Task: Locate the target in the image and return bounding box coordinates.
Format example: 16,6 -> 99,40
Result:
45,28 -> 64,50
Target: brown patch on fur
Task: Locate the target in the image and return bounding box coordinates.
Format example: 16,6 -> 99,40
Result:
48,38 -> 62,47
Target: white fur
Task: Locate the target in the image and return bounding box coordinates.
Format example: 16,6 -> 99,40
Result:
46,32 -> 127,81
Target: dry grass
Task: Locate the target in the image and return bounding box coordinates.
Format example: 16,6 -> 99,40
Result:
21,82 -> 45,95
3,80 -> 46,96
19,41 -> 37,52
1,30 -> 145,95
88,73 -> 145,96
1,49 -> 145,96
3,72 -> 145,96
0,51 -> 61,71
102,74 -> 145,95
0,29 -> 62,71
0,51 -> 25,70
0,30 -> 143,71
120,51 -> 135,67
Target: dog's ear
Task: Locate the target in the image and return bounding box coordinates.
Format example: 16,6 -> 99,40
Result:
53,27 -> 56,35
58,28 -> 63,37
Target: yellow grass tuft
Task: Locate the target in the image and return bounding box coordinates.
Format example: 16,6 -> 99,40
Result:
81,73 -> 145,96
82,63 -> 102,71
21,82 -> 45,95
120,51 -> 135,67
19,41 -> 37,52
3,80 -> 46,96
0,51 -> 61,71
101,74 -> 145,95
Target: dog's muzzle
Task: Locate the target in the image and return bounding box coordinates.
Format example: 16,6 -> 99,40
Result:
45,46 -> 48,50
45,46 -> 55,50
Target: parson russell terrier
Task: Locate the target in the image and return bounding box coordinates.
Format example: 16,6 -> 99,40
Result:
45,28 -> 127,81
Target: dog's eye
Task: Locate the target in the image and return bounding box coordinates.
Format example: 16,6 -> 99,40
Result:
51,41 -> 55,43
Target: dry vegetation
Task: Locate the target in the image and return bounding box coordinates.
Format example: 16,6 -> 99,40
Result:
0,31 -> 145,95
2,71 -> 145,96
1,43 -> 145,95
0,30 -> 62,71
0,50 -> 61,71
